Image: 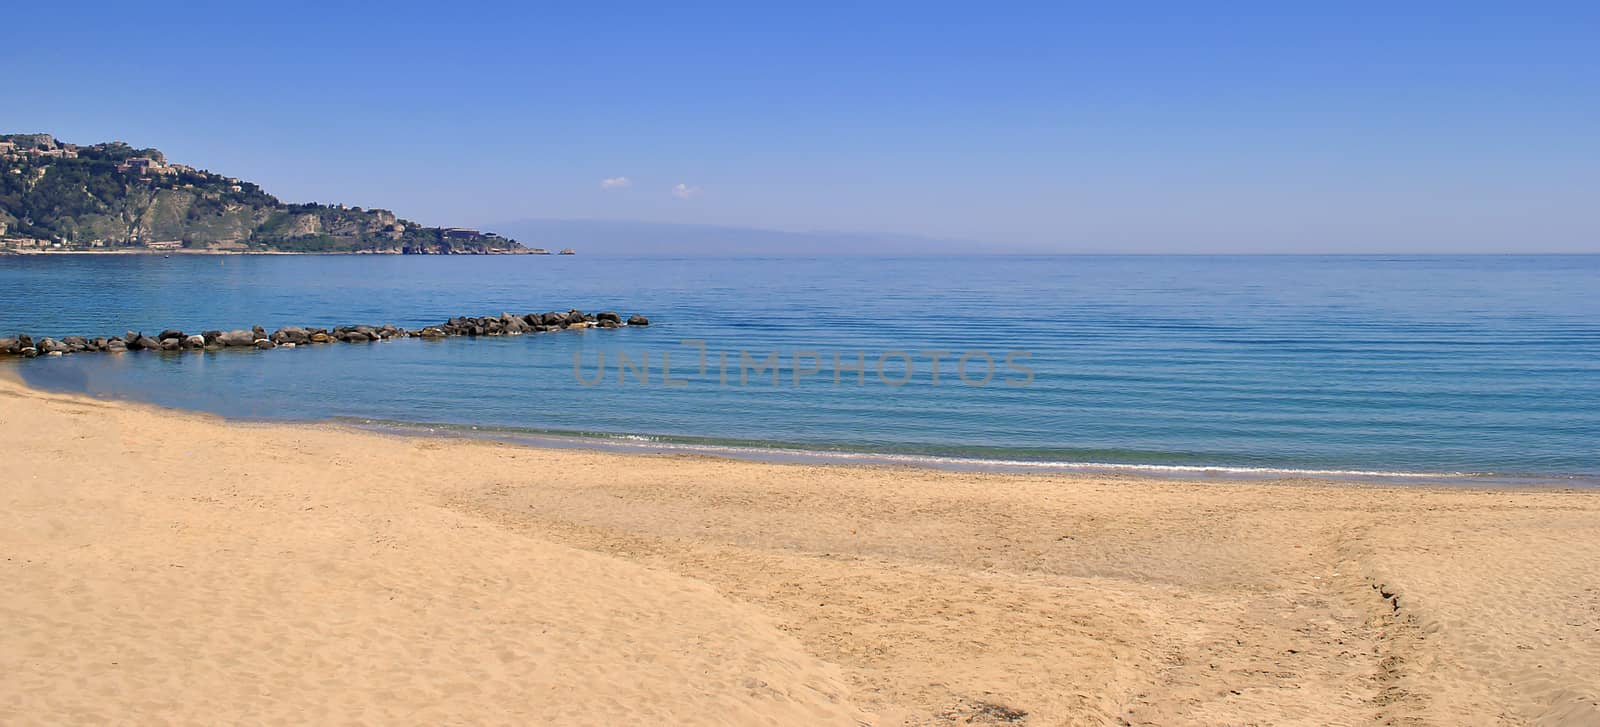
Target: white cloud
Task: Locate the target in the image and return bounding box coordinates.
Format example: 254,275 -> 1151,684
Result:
671,182 -> 702,199
600,176 -> 631,190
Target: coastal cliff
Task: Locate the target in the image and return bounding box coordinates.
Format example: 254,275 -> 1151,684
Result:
0,133 -> 522,254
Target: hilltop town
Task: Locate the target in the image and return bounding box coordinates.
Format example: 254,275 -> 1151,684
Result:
0,134 -> 536,254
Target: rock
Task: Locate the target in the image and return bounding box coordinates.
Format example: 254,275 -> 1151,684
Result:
596,311 -> 621,324
123,332 -> 139,347
280,342 -> 296,349
310,332 -> 332,343
271,327 -> 310,345
159,338 -> 182,351
500,313 -> 528,334
251,326 -> 267,340
339,330 -> 371,342
218,329 -> 255,347
62,335 -> 89,352
202,330 -> 223,344
541,311 -> 568,326
17,334 -> 33,349
38,338 -> 70,354
417,327 -> 448,338
0,338 -> 16,354
46,350 -> 63,357
599,320 -> 619,329
255,339 -> 277,350
184,335 -> 207,349
106,339 -> 127,353
158,329 -> 185,341
568,321 -> 591,329
136,335 -> 164,351
627,314 -> 650,326
20,347 -> 37,358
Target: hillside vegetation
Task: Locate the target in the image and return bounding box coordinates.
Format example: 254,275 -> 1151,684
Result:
0,134 -> 522,253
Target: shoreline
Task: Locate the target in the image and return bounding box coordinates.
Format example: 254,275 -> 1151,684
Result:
4,369 -> 1599,724
0,248 -> 539,256
12,361 -> 1591,488
348,417 -> 1597,489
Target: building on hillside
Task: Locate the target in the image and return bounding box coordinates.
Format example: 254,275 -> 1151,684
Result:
441,227 -> 481,239
143,240 -> 184,251
117,157 -> 167,174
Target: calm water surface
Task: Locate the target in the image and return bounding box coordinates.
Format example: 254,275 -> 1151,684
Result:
3,254 -> 1597,481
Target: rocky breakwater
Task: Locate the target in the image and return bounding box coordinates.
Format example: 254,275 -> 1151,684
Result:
0,310 -> 650,358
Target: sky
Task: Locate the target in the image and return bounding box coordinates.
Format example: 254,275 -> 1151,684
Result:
3,1 -> 1597,253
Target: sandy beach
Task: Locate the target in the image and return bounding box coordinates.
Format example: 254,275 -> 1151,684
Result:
2,371 -> 1597,726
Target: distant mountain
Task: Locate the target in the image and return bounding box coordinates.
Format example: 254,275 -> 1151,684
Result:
486,218 -> 994,256
0,134 -> 522,253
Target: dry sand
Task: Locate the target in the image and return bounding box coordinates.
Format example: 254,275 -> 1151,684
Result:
2,372 -> 1597,725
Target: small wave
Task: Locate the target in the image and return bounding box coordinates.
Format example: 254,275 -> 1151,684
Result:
341,417 -> 1523,482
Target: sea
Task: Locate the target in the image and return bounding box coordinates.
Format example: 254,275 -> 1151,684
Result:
3,254 -> 1597,483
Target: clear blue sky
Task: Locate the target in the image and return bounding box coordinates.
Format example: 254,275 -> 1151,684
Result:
4,2 -> 1597,252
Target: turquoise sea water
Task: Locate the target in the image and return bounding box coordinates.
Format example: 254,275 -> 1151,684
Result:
2,254 -> 1597,481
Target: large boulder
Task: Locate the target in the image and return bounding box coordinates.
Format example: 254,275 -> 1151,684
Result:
218,329 -> 255,347
158,329 -> 185,341
136,335 -> 164,351
62,335 -> 89,352
0,338 -> 17,354
627,314 -> 650,326
183,335 -> 207,349
596,311 -> 621,324
500,313 -> 528,334
38,338 -> 70,354
271,327 -> 310,345
541,311 -> 568,326
106,339 -> 128,353
310,332 -> 332,343
159,338 -> 183,351
254,339 -> 277,350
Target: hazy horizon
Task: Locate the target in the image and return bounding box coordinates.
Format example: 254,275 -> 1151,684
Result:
4,3 -> 1597,254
